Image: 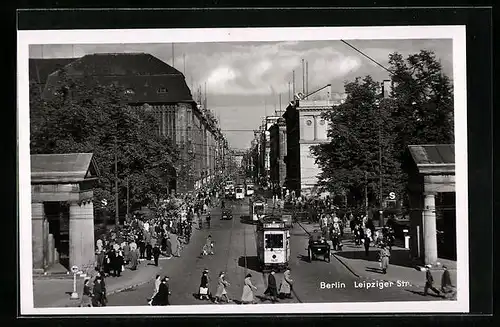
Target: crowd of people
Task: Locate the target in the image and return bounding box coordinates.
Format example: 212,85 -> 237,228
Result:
79,185 -> 220,307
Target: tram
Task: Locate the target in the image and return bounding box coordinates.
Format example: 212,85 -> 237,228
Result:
256,217 -> 291,272
249,197 -> 266,221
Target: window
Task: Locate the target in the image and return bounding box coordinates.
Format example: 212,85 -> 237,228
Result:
265,234 -> 284,249
158,87 -> 168,93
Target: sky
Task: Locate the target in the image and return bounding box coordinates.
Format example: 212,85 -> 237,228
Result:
30,39 -> 453,149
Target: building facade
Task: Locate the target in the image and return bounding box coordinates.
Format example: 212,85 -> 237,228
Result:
32,53 -> 229,193
407,145 -> 456,265
269,118 -> 287,195
283,98 -> 337,196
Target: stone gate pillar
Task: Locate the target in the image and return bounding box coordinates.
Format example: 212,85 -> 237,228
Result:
69,200 -> 95,272
32,202 -> 45,271
423,192 -> 438,265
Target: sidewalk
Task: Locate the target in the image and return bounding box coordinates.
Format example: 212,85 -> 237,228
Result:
33,256 -> 163,308
296,221 -> 457,291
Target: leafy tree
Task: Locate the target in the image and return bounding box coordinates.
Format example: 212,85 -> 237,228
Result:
311,76 -> 403,213
30,70 -> 180,219
388,50 -> 454,160
312,50 -> 453,212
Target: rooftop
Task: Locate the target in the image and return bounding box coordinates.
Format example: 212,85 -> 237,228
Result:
31,153 -> 99,183
39,53 -> 194,104
408,144 -> 455,165
29,58 -> 79,84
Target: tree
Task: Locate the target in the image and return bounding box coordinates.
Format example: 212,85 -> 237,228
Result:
311,76 -> 404,213
312,50 -> 454,212
30,70 -> 180,218
388,50 -> 454,161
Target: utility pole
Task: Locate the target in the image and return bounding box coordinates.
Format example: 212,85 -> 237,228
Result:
365,171 -> 369,218
114,136 -> 119,225
306,61 -> 309,97
279,94 -> 282,112
172,43 -> 175,68
302,59 -> 305,93
183,53 -> 186,75
288,81 -> 291,102
378,105 -> 384,227
126,176 -> 130,222
292,70 -> 296,99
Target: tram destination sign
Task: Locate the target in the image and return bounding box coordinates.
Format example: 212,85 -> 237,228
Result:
263,222 -> 284,228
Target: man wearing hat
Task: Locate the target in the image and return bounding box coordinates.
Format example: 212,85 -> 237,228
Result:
264,270 -> 278,303
424,265 -> 441,296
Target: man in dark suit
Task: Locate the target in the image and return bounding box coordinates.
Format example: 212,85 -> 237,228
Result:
153,244 -> 161,267
264,270 -> 278,303
424,265 -> 441,296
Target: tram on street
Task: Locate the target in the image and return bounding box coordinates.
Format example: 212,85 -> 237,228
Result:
235,185 -> 245,200
249,197 -> 266,221
256,218 -> 291,272
245,183 -> 254,196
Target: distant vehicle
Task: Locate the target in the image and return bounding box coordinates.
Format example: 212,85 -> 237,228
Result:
225,180 -> 234,188
245,184 -> 254,196
256,218 -> 290,272
221,208 -> 233,220
308,230 -> 331,262
235,187 -> 245,200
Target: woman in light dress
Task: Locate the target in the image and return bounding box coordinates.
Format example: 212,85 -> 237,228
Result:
148,275 -> 162,305
214,271 -> 230,303
240,273 -> 258,304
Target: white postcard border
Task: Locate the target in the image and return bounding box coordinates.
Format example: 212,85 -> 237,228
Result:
17,25 -> 468,315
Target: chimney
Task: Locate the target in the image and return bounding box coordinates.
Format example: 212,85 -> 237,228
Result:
382,79 -> 391,98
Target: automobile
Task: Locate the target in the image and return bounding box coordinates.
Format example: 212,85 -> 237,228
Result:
221,208 -> 233,220
307,230 -> 331,262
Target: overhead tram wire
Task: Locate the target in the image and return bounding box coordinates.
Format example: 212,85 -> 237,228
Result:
340,40 -> 393,74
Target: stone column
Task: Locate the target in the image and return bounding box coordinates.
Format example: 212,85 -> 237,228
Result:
69,200 -> 95,273
313,115 -> 318,140
47,233 -> 55,266
423,192 -> 438,265
32,202 -> 45,270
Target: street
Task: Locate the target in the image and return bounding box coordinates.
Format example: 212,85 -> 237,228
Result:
107,197 -> 442,305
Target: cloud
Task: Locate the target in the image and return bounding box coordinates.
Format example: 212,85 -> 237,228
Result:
184,42 -> 370,96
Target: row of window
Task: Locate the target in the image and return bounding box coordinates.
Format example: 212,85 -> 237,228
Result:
305,119 -> 326,126
53,87 -> 168,96
125,87 -> 168,94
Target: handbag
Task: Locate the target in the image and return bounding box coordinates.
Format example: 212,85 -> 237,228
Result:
199,287 -> 208,295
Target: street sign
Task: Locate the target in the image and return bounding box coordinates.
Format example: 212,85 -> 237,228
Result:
71,265 -> 79,273
389,192 -> 396,200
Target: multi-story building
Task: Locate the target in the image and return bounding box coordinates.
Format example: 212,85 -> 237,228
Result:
257,116 -> 280,187
33,52 -> 228,193
283,89 -> 339,196
269,117 -> 287,195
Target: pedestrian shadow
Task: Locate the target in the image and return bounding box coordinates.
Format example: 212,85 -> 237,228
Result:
365,267 -> 384,274
289,231 -> 309,237
239,217 -> 256,225
231,299 -> 243,304
335,249 -> 418,269
192,292 -> 214,301
406,289 -> 446,299
238,256 -> 261,272
297,254 -> 310,263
